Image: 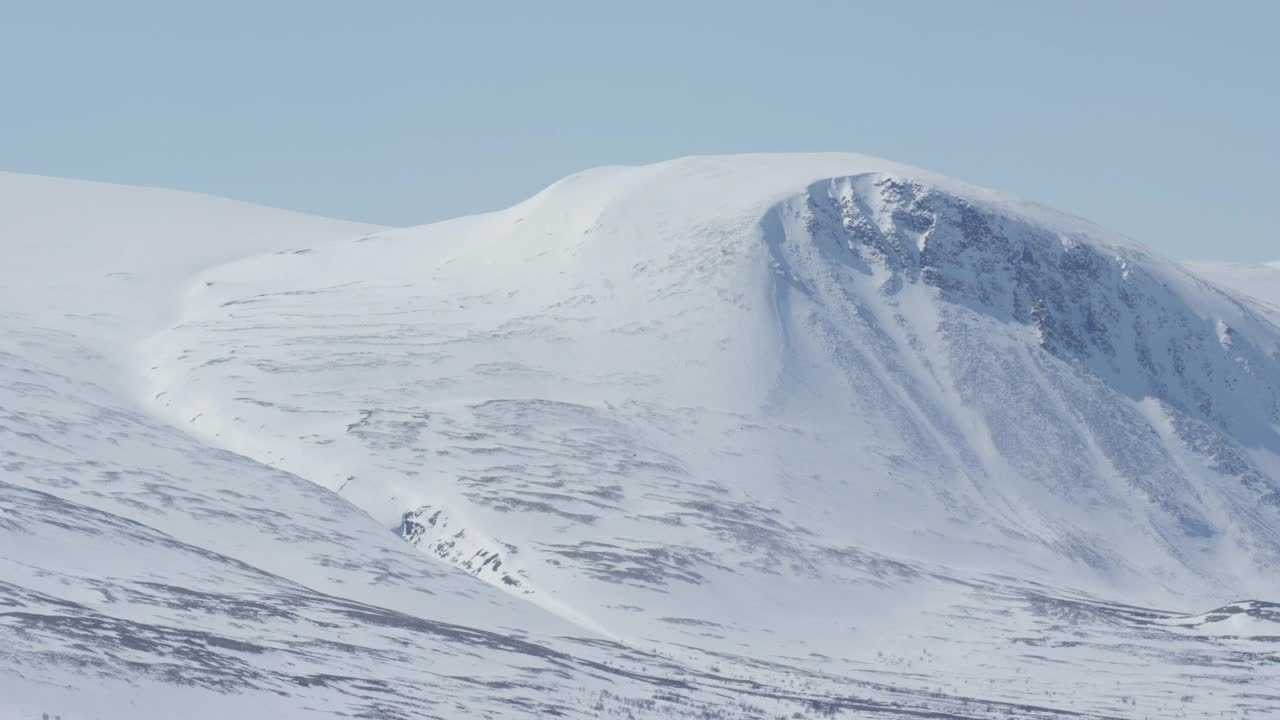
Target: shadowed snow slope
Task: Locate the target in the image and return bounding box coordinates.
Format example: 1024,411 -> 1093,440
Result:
5,158 -> 1280,719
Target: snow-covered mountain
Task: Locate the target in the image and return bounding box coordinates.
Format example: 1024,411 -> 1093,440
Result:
2,158 -> 1277,719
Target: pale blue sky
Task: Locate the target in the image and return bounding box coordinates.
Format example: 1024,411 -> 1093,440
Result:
2,1 -> 1276,260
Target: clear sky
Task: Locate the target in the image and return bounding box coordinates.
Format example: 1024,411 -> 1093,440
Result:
2,1 -> 1276,261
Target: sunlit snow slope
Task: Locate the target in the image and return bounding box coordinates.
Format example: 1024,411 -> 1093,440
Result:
5,159 -> 1280,719
1187,260 -> 1280,313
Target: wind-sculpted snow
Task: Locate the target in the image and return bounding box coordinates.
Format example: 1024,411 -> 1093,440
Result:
3,158 -> 1279,718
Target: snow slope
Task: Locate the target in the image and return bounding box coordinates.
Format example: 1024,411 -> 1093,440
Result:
1186,259 -> 1280,313
4,159 -> 1280,719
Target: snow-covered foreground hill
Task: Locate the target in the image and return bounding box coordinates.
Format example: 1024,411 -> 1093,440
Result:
2,158 -> 1278,719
